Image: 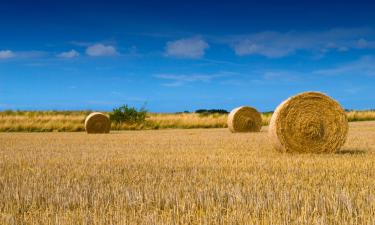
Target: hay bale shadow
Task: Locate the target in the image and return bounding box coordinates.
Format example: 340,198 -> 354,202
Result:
336,149 -> 367,155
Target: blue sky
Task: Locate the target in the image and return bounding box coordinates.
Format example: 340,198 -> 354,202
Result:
1,0 -> 375,112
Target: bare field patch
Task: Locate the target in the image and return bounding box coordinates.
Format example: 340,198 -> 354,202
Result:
0,122 -> 375,224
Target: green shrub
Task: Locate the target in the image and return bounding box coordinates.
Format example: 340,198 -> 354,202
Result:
110,105 -> 147,124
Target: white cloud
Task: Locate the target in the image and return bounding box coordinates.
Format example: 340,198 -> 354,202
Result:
57,49 -> 80,58
357,38 -> 368,48
356,38 -> 375,49
156,74 -> 213,82
86,44 -> 118,56
233,33 -> 295,57
314,56 -> 375,76
0,50 -> 15,59
0,50 -> 48,60
230,28 -> 375,58
165,37 -> 209,58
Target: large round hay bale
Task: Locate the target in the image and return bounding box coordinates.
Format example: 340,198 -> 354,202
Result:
84,112 -> 111,134
269,92 -> 348,153
227,106 -> 262,132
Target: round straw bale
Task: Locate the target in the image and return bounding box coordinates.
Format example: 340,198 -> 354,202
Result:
84,112 -> 111,134
269,92 -> 348,153
227,106 -> 262,132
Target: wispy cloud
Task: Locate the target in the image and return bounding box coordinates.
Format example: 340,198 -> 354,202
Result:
57,49 -> 80,58
0,103 -> 14,109
262,71 -> 301,82
220,70 -> 304,86
0,50 -> 48,60
229,27 -> 375,58
220,56 -> 375,87
314,56 -> 375,76
165,37 -> 209,59
18,51 -> 48,58
86,44 -> 118,57
0,50 -> 15,59
154,72 -> 235,86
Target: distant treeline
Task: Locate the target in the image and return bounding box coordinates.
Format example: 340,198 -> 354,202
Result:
194,109 -> 275,115
195,109 -> 229,114
345,109 -> 375,112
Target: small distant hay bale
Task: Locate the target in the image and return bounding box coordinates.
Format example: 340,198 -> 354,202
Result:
269,92 -> 348,153
227,106 -> 262,132
84,112 -> 111,134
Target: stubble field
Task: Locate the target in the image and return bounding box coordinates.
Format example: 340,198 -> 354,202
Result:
0,122 -> 375,224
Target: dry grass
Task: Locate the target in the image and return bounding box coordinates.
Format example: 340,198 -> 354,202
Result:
0,122 -> 375,224
0,110 -> 374,132
146,113 -> 230,129
0,111 -> 86,132
347,110 -> 375,122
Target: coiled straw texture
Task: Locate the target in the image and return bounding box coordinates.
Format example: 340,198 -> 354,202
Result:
85,112 -> 111,134
227,106 -> 262,133
269,92 -> 348,153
